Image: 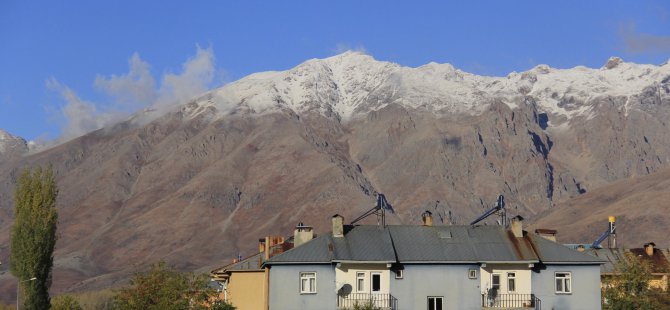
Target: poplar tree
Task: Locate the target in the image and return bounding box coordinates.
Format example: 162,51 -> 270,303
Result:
10,166 -> 58,309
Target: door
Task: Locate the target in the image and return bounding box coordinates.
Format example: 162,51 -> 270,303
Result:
370,272 -> 381,293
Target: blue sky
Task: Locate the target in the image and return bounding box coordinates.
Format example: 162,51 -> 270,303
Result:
1,1 -> 669,142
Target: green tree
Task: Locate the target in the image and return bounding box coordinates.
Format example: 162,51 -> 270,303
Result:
602,253 -> 660,310
51,294 -> 83,310
112,262 -> 234,310
10,166 -> 58,309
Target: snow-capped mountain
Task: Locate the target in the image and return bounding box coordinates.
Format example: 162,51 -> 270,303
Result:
186,52 -> 669,123
1,52 -> 670,300
0,129 -> 28,162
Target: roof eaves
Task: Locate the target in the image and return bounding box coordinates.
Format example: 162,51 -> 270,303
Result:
263,261 -> 332,266
333,260 -> 395,264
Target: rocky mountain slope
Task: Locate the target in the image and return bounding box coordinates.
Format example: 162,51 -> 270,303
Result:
0,52 -> 669,300
530,166 -> 670,248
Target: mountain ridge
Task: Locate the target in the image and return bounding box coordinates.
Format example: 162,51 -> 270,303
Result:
0,53 -> 669,301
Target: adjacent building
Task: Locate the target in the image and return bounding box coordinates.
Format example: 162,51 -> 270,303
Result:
587,242 -> 670,292
264,214 -> 604,310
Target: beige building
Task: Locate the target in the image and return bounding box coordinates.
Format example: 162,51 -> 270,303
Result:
211,224 -> 314,310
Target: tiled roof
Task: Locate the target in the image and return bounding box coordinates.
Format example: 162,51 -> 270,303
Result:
588,247 -> 670,274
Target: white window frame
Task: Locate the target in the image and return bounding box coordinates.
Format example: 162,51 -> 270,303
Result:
427,296 -> 444,310
299,272 -> 316,294
507,272 -> 516,293
491,273 -> 501,291
468,269 -> 477,279
394,269 -> 403,279
555,272 -> 571,294
356,272 -> 365,292
371,272 -> 382,293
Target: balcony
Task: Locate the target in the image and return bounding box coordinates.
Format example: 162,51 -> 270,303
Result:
337,293 -> 398,310
481,293 -> 541,310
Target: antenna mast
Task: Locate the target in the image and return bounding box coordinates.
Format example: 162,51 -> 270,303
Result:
350,194 -> 395,227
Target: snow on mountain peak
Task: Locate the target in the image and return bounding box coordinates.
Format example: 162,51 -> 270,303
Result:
0,129 -> 28,155
186,52 -> 670,123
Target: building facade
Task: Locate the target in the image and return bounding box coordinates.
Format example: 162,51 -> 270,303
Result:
264,214 -> 604,310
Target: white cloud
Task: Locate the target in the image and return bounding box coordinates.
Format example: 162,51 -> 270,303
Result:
155,46 -> 215,110
620,23 -> 670,54
46,46 -> 219,145
333,43 -> 369,55
95,53 -> 157,109
46,78 -> 123,142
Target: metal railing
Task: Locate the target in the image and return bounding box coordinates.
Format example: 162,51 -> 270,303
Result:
481,293 -> 541,309
338,293 -> 398,310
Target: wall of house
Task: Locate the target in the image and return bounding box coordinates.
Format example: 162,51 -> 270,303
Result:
531,264 -> 601,310
480,263 -> 533,295
227,271 -> 265,310
335,263 -> 391,294
391,264 -> 482,310
649,274 -> 669,291
268,264 -> 336,310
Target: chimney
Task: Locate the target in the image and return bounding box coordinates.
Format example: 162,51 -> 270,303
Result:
510,215 -> 524,238
332,214 -> 344,238
422,210 -> 433,226
534,229 -> 557,242
294,222 -> 314,247
645,242 -> 656,257
259,238 -> 266,253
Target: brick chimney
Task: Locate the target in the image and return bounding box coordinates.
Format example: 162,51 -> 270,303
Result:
294,222 -> 314,247
332,214 -> 344,238
644,242 -> 656,256
510,215 -> 524,238
422,210 -> 433,226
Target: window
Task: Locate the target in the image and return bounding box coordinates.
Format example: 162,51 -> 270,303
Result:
555,272 -> 571,294
394,269 -> 403,279
507,272 -> 516,292
468,269 -> 477,279
356,272 -> 365,292
491,274 -> 501,291
300,272 -> 316,294
371,273 -> 381,292
427,296 -> 443,310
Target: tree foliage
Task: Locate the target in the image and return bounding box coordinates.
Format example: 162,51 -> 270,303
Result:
112,262 -> 235,310
602,252 -> 663,310
51,294 -> 83,310
10,166 -> 58,309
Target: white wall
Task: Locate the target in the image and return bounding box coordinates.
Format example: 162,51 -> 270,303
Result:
335,263 -> 391,294
480,263 -> 533,295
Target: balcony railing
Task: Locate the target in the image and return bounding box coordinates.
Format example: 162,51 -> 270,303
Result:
337,293 -> 398,310
481,293 -> 541,310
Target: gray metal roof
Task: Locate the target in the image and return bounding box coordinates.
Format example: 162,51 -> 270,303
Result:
529,234 -> 605,264
265,234 -> 334,264
331,226 -> 396,262
585,248 -> 626,273
388,225 -> 538,262
266,224 -> 603,266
